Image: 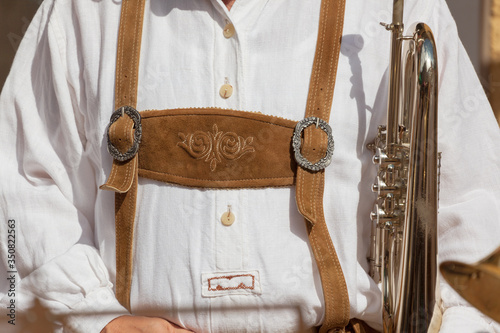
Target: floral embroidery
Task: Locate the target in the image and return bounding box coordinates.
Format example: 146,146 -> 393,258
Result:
178,124 -> 255,171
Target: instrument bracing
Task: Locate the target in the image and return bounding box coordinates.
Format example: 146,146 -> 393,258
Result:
367,1 -> 439,332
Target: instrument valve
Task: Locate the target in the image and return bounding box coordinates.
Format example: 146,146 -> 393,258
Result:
372,176 -> 401,197
384,193 -> 396,213
379,219 -> 400,231
373,151 -> 401,167
370,204 -> 401,230
386,164 -> 396,185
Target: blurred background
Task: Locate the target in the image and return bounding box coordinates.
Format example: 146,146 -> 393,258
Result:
0,0 -> 499,125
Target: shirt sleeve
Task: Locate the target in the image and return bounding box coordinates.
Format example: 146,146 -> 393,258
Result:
0,1 -> 128,332
408,0 -> 500,332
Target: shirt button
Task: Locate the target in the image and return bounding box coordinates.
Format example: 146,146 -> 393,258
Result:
221,211 -> 235,226
219,84 -> 233,99
223,22 -> 235,38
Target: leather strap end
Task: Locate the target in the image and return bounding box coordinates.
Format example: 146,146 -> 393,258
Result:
100,157 -> 138,193
295,169 -> 325,225
296,196 -> 316,226
100,107 -> 140,193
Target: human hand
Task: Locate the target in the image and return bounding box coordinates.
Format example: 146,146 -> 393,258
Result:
101,315 -> 192,333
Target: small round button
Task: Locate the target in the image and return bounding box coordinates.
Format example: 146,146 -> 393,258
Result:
219,84 -> 233,99
221,211 -> 235,226
223,23 -> 235,38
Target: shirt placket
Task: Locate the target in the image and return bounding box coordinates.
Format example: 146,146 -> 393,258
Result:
207,3 -> 268,331
214,191 -> 248,271
212,6 -> 243,109
208,3 -> 248,274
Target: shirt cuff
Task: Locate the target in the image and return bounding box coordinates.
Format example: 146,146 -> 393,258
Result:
62,288 -> 129,333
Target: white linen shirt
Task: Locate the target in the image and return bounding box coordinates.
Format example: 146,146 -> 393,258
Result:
1,0 -> 500,332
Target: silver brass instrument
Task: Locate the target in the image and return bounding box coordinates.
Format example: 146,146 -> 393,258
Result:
367,0 -> 439,332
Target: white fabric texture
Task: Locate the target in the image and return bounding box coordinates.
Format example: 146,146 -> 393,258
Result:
0,0 -> 499,332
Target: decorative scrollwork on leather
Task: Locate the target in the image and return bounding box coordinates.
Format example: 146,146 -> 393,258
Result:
178,124 -> 255,171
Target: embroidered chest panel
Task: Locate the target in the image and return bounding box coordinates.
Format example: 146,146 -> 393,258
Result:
138,108 -> 298,188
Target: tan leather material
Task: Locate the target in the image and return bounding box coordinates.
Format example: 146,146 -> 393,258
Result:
115,0 -> 146,110
100,115 -> 137,193
101,0 -> 146,193
299,170 -> 350,332
345,319 -> 380,333
100,158 -> 137,194
295,0 -> 349,332
114,158 -> 138,310
100,0 -> 146,311
138,108 -> 297,188
109,115 -> 136,153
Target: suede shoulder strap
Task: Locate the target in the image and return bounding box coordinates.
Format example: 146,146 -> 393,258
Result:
100,0 -> 146,310
296,0 -> 350,331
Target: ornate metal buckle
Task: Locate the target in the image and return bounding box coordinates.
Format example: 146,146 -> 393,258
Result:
292,116 -> 334,171
106,106 -> 142,161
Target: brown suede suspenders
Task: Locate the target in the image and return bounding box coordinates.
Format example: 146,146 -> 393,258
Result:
296,0 -> 350,331
100,0 -> 146,312
101,0 -> 349,331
